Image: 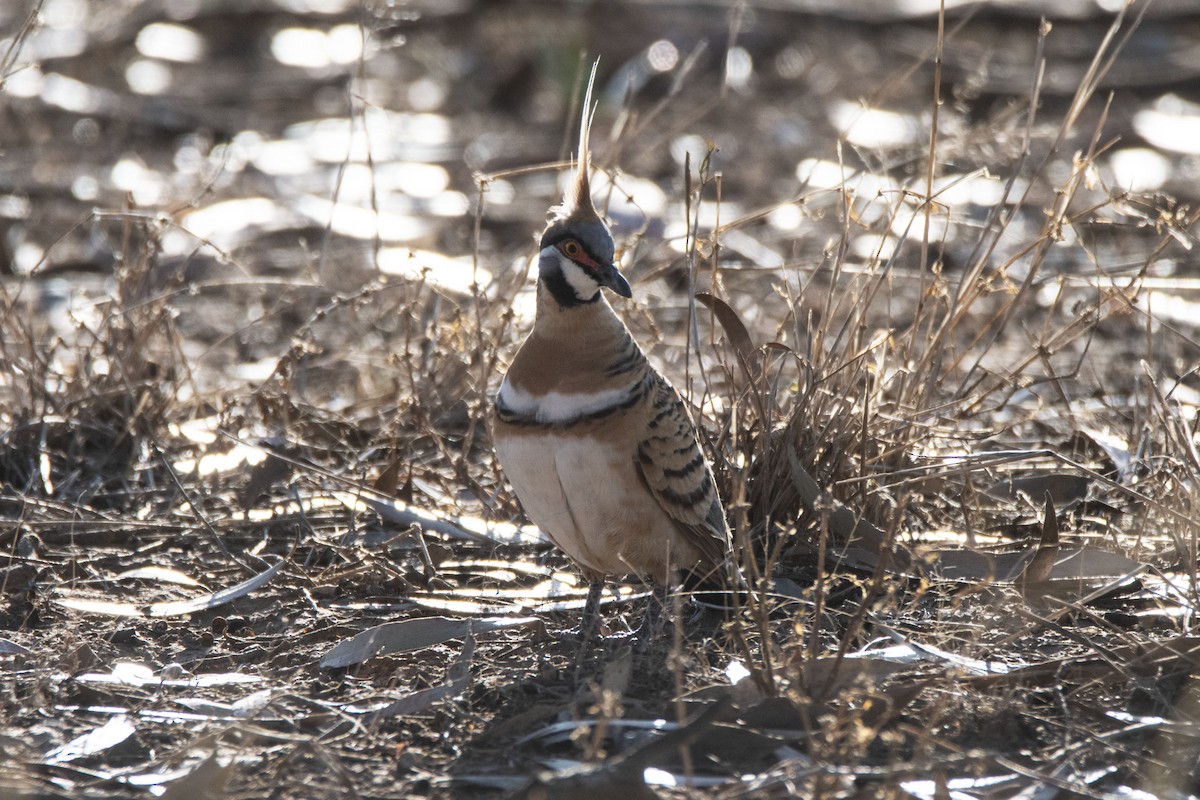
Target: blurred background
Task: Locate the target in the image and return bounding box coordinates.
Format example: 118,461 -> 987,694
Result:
6,6 -> 1200,794
3,0 -> 1200,406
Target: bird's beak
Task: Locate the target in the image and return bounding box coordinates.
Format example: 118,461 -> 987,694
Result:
601,264 -> 633,298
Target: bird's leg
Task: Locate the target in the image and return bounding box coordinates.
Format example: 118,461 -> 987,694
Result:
572,579 -> 604,670
635,580 -> 671,652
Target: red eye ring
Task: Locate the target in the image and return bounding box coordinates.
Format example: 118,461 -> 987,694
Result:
563,240 -> 581,257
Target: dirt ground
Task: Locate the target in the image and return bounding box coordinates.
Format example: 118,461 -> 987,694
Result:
5,0 -> 1200,797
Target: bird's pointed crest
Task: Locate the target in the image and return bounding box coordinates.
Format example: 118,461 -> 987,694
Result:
566,59 -> 601,223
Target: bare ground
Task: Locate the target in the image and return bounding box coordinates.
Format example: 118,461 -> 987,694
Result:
5,1 -> 1200,797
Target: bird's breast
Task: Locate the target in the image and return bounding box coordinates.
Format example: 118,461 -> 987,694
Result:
495,375 -> 646,427
492,426 -> 692,580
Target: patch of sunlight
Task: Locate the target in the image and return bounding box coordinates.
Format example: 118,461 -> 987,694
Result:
724,46 -> 752,90
1109,147 -> 1170,192
725,659 -> 751,684
1133,94 -> 1200,154
233,356 -> 282,383
173,440 -> 266,479
928,171 -> 1007,207
407,76 -> 447,111
293,195 -> 433,243
278,0 -> 357,14
135,22 -> 207,63
662,201 -> 745,253
700,393 -> 727,419
170,416 -> 221,446
110,157 -> 166,205
76,663 -> 261,688
285,110 -> 451,163
249,138 -> 316,176
270,24 -> 365,69
643,767 -> 731,789
830,100 -> 920,150
723,227 -> 784,267
271,28 -> 332,69
669,133 -> 712,168
27,26 -> 89,62
0,194 -> 31,220
41,72 -> 105,114
892,0 -> 944,15
850,233 -> 897,261
479,178 -> 515,205
42,0 -> 87,28
510,286 -> 538,327
377,248 -> 491,293
428,190 -> 469,217
4,65 -> 43,98
584,170 -> 668,225
181,197 -> 295,242
900,775 -> 1016,799
797,158 -> 897,199
454,516 -> 547,546
1137,290 -> 1200,329
891,205 -> 953,243
797,157 -> 846,188
125,59 -> 172,95
768,202 -> 804,230
69,173 -> 97,200
647,39 -> 678,72
379,161 -> 451,199
661,221 -> 689,253
207,134 -> 256,174
331,162 -> 377,204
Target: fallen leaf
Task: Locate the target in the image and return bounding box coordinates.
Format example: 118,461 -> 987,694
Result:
696,292 -> 755,366
786,443 -> 893,557
336,491 -> 505,544
319,615 -> 536,668
0,638 -> 33,656
76,663 -> 261,688
1017,492 -> 1061,596
53,560 -> 284,618
362,634 -> 475,720
113,567 -> 203,587
43,715 -> 136,764
147,560 -> 284,617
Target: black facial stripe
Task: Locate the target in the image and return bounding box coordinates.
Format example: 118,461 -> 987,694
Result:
541,260 -> 600,308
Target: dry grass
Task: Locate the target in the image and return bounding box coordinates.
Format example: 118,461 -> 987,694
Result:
4,1 -> 1200,797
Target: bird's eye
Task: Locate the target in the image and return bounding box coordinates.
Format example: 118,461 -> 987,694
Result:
562,240 -> 582,258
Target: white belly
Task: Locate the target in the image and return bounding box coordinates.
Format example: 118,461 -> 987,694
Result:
494,432 -> 688,580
